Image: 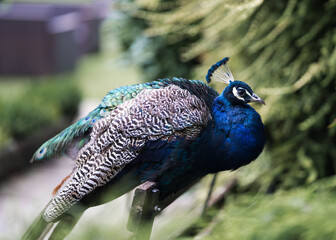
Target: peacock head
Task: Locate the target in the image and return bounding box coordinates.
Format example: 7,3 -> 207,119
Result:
223,81 -> 265,106
206,57 -> 265,106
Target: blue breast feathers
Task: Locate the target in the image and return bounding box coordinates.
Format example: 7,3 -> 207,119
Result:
195,94 -> 265,173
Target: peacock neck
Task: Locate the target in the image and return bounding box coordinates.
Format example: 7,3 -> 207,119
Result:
211,95 -> 250,128
194,95 -> 265,174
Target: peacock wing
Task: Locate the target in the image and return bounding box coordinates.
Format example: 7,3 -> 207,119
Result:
30,81 -> 169,162
43,84 -> 213,222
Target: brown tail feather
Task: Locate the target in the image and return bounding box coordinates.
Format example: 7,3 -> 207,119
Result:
52,174 -> 71,196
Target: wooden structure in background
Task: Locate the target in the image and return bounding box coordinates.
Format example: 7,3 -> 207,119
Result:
0,1 -> 108,75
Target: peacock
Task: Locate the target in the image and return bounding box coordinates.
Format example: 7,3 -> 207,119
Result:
23,57 -> 265,239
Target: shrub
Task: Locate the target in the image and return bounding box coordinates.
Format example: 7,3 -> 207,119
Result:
0,78 -> 81,142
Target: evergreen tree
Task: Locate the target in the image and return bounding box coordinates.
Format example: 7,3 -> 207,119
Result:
111,0 -> 201,82
113,0 -> 336,190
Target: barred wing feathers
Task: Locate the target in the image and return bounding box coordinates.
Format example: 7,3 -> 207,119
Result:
43,84 -> 212,221
31,81 -> 171,162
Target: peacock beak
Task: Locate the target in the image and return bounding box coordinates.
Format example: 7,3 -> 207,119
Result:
250,93 -> 265,105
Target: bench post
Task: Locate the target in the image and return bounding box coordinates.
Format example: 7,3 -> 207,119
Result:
127,181 -> 160,240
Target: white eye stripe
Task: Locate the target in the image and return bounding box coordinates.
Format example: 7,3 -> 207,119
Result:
233,87 -> 253,101
232,87 -> 245,101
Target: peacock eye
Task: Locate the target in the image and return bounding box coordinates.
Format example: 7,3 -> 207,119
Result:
237,88 -> 246,97
36,146 -> 47,160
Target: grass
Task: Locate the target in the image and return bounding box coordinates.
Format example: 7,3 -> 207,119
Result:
0,77 -> 35,100
73,48 -> 142,100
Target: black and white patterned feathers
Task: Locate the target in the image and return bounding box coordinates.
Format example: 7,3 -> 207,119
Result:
44,84 -> 212,221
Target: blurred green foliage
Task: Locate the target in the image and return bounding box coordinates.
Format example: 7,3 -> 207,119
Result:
112,0 -> 336,190
110,0 -> 201,82
185,176 -> 336,240
0,78 -> 81,144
